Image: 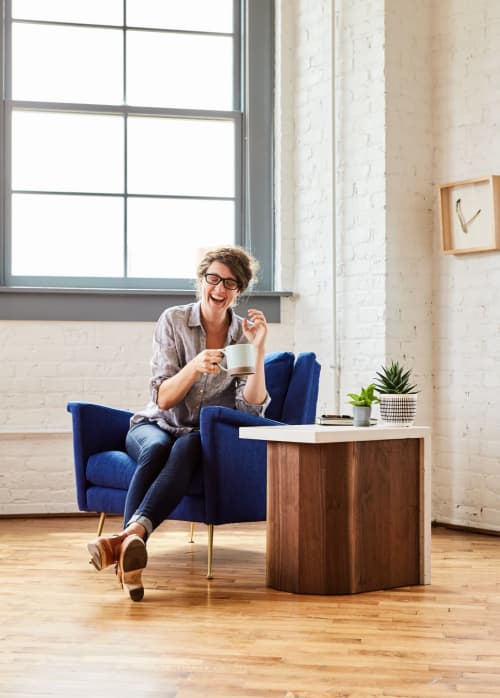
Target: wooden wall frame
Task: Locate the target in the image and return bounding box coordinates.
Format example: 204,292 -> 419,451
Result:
438,175 -> 500,255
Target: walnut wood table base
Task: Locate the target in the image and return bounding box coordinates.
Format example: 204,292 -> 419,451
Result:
240,425 -> 431,595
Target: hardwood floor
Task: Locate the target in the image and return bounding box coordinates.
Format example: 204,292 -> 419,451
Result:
1,517 -> 500,697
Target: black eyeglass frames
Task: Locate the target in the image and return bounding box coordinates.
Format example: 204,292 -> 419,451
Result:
203,273 -> 240,291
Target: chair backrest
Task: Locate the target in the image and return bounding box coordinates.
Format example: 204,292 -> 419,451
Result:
263,351 -> 295,420
281,352 -> 321,424
263,351 -> 320,424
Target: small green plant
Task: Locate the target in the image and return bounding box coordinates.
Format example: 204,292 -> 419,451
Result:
347,384 -> 380,407
373,360 -> 418,394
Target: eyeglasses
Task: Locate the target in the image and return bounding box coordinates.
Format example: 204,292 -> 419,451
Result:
203,272 -> 240,291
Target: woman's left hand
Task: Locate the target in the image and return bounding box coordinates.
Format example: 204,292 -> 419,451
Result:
242,308 -> 268,350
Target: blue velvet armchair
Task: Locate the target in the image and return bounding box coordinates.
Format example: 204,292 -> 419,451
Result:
67,351 -> 320,577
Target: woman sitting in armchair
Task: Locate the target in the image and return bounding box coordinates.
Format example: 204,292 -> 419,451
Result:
87,245 -> 269,602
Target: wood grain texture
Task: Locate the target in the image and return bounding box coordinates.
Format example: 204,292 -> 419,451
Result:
1,518 -> 500,697
352,439 -> 420,592
266,439 -> 421,594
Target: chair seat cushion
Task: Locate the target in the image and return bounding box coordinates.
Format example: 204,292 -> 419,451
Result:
86,450 -> 204,496
87,451 -> 137,490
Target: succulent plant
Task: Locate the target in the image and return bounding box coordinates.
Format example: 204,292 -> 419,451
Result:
347,384 -> 380,407
373,360 -> 418,394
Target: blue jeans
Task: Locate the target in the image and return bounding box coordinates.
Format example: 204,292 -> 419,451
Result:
124,422 -> 201,537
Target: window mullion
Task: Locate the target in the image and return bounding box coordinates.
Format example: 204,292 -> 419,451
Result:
1,0 -> 11,284
123,0 -> 127,280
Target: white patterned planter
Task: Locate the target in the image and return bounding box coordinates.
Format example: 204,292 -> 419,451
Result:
379,394 -> 418,427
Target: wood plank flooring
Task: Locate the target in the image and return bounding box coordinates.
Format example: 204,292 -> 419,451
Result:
1,517 -> 500,697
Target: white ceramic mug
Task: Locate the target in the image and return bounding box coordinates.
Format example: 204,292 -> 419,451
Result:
219,344 -> 256,376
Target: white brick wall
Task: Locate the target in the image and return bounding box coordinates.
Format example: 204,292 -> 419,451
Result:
334,0 -> 434,427
277,0 -> 336,415
385,0 -> 433,428
432,0 -> 500,531
1,434 -> 75,515
335,0 -> 387,411
0,320 -> 148,514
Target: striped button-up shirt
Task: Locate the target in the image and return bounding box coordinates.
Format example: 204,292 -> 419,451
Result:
131,302 -> 270,436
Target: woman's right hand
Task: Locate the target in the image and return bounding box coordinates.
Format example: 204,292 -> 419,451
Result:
157,349 -> 224,409
191,349 -> 224,376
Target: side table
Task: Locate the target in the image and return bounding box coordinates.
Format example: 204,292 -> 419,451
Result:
239,424 -> 431,595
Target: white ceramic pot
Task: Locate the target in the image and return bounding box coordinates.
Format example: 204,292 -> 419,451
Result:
379,394 -> 418,427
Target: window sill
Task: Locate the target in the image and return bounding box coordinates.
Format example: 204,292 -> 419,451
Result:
0,287 -> 292,322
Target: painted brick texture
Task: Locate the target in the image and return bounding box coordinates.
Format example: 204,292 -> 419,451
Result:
335,0 -> 387,408
276,0 -> 336,413
432,0 -> 500,531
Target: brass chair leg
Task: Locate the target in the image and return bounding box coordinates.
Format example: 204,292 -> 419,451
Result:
96,512 -> 106,536
189,522 -> 195,543
206,524 -> 214,580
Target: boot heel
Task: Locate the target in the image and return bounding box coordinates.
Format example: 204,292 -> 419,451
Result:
120,535 -> 148,602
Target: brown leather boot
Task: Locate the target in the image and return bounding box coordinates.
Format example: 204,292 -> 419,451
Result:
118,534 -> 148,602
87,533 -> 126,571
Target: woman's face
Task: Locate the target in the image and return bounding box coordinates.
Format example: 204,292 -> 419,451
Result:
200,260 -> 240,318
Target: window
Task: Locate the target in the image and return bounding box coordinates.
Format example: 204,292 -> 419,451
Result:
0,0 -> 274,315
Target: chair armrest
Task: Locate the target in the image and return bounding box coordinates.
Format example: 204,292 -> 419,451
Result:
67,401 -> 133,454
199,406 -> 283,524
66,402 -> 133,511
